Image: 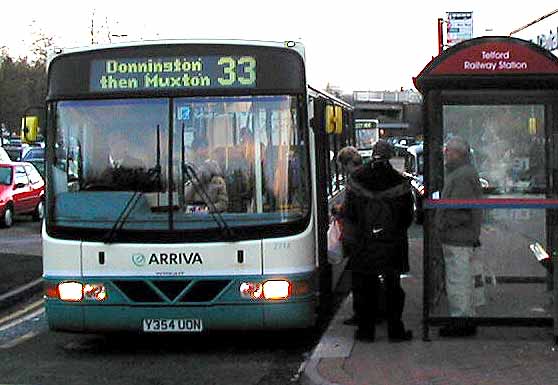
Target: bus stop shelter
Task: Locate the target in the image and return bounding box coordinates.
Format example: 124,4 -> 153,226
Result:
414,36 -> 558,343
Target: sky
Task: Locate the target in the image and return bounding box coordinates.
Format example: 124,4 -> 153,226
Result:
1,1 -> 557,93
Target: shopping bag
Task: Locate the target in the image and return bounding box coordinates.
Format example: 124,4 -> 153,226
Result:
327,219 -> 343,264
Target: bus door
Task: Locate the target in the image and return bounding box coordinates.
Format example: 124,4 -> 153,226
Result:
415,36 -> 558,342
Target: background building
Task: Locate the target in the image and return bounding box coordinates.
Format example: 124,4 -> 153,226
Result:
344,90 -> 423,139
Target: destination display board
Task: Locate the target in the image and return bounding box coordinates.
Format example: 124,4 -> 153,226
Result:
354,119 -> 378,129
90,56 -> 257,91
47,44 -> 305,98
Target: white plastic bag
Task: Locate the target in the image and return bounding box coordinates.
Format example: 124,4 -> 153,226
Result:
327,219 -> 343,264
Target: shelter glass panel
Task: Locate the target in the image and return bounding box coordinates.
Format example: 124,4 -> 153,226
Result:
443,105 -> 546,197
429,208 -> 550,318
428,104 -> 551,319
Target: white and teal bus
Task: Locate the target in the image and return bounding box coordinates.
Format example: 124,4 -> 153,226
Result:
41,40 -> 354,332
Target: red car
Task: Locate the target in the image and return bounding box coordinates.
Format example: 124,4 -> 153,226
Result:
0,161 -> 45,228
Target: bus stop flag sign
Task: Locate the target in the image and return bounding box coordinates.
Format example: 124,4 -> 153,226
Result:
447,12 -> 473,47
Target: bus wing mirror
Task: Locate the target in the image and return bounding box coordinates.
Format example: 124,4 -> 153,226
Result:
325,105 -> 343,134
21,116 -> 39,143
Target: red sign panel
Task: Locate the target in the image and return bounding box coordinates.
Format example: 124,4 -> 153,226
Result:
430,41 -> 558,75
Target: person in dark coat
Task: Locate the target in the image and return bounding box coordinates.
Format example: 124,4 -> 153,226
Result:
340,140 -> 414,342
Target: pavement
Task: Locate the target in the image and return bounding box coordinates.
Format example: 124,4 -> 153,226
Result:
300,238 -> 558,385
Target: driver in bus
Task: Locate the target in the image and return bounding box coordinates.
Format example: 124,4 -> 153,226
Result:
91,134 -> 152,191
108,140 -> 147,171
184,159 -> 228,213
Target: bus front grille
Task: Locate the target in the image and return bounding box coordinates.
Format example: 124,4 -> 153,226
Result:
112,279 -> 232,304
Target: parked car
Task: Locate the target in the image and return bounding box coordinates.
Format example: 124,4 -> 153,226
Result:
0,161 -> 45,227
21,146 -> 44,162
3,139 -> 24,161
0,147 -> 11,162
394,136 -> 417,156
21,146 -> 45,177
403,144 -> 424,224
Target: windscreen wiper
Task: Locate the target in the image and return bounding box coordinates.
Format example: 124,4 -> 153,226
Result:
183,162 -> 234,239
148,124 -> 162,191
103,191 -> 143,244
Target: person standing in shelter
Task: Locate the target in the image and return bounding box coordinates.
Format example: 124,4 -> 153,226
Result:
435,136 -> 483,337
339,140 -> 414,342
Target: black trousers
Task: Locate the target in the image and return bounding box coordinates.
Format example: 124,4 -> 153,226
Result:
352,270 -> 406,335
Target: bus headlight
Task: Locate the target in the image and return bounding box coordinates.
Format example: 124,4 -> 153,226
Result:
263,280 -> 290,300
58,281 -> 83,302
55,282 -> 108,302
84,283 -> 108,301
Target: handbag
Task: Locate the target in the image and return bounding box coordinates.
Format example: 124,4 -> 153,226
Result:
327,218 -> 344,264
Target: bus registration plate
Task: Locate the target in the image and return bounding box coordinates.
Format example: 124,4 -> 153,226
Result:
143,319 -> 203,332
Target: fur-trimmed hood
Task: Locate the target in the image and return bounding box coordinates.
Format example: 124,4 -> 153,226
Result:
348,161 -> 410,198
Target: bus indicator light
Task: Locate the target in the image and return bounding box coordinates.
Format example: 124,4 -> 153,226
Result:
240,282 -> 263,299
58,282 -> 84,302
84,284 -> 108,301
45,283 -> 59,299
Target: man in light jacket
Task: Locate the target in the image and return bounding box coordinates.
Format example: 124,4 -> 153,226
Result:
435,136 -> 483,337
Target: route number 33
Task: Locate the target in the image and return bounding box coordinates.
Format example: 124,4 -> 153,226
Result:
217,56 -> 256,86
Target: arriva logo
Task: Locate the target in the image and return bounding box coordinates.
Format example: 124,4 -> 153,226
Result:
132,253 -> 147,267
132,252 -> 203,266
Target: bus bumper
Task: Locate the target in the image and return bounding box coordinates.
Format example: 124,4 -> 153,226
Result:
45,300 -> 316,332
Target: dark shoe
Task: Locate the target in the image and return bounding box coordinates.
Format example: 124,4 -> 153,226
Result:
439,325 -> 477,337
343,315 -> 359,326
388,330 -> 413,342
354,328 -> 375,342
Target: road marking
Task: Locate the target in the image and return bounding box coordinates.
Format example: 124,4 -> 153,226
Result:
0,307 -> 45,332
0,330 -> 40,349
0,298 -> 44,326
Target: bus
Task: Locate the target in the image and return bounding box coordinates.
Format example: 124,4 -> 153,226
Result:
354,119 -> 379,162
41,40 -> 354,333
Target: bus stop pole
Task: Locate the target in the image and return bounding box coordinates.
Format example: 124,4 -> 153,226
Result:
437,18 -> 444,56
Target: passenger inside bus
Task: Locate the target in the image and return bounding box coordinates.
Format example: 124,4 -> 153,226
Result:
224,146 -> 253,212
184,159 -> 228,213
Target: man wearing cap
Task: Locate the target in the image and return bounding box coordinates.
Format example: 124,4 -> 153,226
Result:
338,140 -> 414,342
